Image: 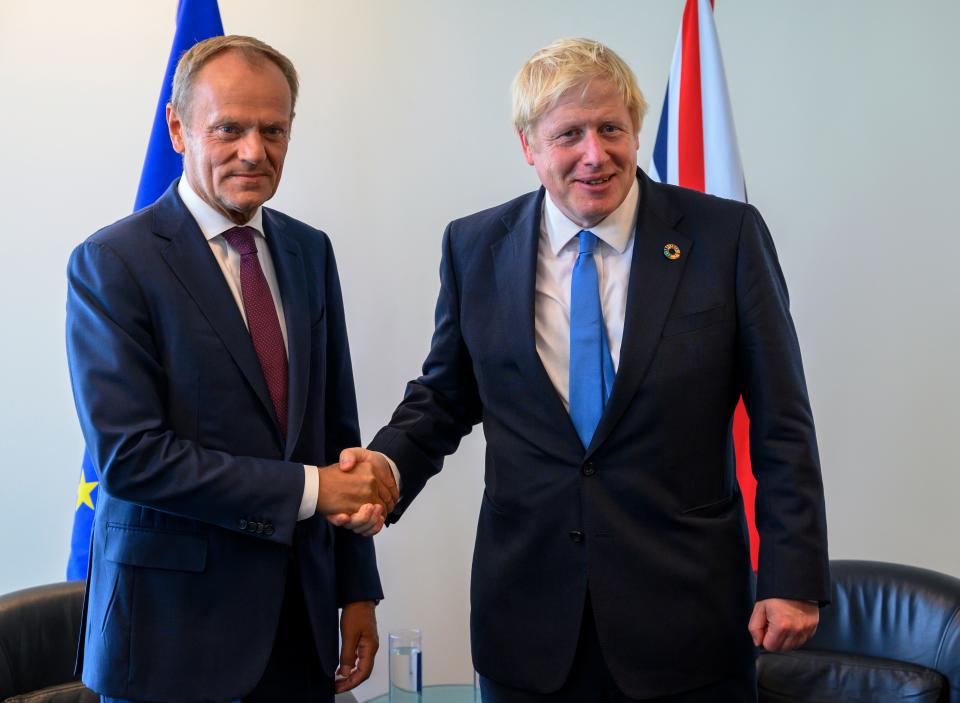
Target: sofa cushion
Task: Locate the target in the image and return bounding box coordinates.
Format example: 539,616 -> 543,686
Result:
757,649 -> 947,703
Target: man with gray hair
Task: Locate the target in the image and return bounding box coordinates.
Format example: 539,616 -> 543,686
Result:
340,37 -> 829,701
67,35 -> 397,702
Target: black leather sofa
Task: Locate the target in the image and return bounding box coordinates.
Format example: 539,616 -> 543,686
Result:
758,560 -> 960,702
0,580 -> 96,703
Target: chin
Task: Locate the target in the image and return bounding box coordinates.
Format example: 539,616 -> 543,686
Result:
227,193 -> 268,210
575,206 -> 615,226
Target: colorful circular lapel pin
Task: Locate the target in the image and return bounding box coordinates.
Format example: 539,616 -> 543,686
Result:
663,243 -> 682,260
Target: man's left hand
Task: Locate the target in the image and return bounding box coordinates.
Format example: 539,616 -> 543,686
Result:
748,598 -> 819,652
328,502 -> 385,537
336,600 -> 379,692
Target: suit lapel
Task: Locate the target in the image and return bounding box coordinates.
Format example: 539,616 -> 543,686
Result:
262,209 -> 310,459
491,189 -> 583,447
153,183 -> 282,444
587,171 -> 690,456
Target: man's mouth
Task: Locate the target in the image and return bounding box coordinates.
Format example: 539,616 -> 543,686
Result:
576,175 -> 612,185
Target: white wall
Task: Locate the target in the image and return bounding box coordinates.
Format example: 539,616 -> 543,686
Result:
1,1 -> 958,699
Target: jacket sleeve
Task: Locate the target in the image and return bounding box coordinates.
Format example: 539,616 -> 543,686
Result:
318,237 -> 384,605
66,239 -> 304,545
369,222 -> 483,522
735,204 -> 831,604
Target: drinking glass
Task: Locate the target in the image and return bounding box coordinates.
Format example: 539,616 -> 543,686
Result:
388,628 -> 422,702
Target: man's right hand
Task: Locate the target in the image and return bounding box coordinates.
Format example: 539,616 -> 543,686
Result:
316,448 -> 399,536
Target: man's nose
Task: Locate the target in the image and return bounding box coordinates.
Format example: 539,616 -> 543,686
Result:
581,130 -> 607,166
238,130 -> 266,163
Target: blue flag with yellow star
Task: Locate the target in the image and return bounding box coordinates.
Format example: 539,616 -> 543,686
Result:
67,452 -> 99,581
67,0 -> 224,581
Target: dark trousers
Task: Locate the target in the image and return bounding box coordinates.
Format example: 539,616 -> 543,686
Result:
102,558 -> 333,703
479,596 -> 757,703
244,556 -> 334,703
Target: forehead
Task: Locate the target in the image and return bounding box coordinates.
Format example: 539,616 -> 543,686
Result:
190,50 -> 292,119
545,78 -> 628,119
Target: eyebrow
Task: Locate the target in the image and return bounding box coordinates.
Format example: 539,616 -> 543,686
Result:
207,116 -> 291,128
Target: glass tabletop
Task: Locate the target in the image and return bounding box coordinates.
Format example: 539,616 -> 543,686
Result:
364,683 -> 477,703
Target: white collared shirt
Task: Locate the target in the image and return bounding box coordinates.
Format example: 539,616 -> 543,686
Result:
535,178 -> 639,409
177,177 -> 289,351
177,176 -> 317,521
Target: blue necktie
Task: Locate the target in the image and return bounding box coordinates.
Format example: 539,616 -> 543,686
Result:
569,231 -> 616,449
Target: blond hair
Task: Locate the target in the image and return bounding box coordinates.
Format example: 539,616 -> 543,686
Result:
170,35 -> 299,120
512,38 -> 647,140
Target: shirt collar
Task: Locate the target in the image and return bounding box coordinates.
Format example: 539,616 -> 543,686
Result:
543,176 -> 639,256
177,175 -> 265,242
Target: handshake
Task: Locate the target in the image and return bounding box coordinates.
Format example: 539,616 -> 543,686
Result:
315,448 -> 398,536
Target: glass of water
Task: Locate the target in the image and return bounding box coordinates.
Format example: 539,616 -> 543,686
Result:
388,628 -> 422,702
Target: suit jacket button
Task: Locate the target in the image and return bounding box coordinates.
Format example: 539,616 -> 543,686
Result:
238,519 -> 248,530
569,530 -> 584,543
264,524 -> 275,536
582,462 -> 596,477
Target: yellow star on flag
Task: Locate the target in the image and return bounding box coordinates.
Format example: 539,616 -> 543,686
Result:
76,471 -> 98,511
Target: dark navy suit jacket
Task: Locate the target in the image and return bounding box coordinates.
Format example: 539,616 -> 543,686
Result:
370,169 -> 829,698
66,182 -> 382,701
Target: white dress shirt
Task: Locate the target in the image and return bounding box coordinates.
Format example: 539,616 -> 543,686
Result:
535,178 -> 639,408
177,177 -> 319,521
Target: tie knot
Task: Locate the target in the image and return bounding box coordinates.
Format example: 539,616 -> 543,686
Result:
577,230 -> 597,256
223,226 -> 259,257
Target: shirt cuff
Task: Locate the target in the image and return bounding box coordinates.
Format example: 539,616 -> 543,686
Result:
299,465 -> 319,521
377,452 -> 402,492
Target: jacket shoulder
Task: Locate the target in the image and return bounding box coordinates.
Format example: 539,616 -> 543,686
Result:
642,180 -> 765,255
263,207 -> 333,257
81,203 -> 158,251
443,188 -> 540,260
450,190 -> 538,232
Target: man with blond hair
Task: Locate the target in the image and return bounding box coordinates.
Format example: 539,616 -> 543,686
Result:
67,36 -> 396,702
340,38 -> 829,701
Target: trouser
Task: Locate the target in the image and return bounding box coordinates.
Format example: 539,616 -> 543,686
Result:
479,595 -> 757,703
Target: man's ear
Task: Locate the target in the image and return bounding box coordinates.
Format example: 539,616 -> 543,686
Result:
519,129 -> 535,166
166,103 -> 186,154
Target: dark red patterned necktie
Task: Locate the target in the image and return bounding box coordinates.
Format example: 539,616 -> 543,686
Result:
223,226 -> 288,436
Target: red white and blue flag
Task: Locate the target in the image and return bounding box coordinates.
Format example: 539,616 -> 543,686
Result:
649,0 -> 758,568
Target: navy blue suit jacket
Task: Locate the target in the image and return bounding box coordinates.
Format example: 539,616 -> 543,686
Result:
370,170 -> 829,698
66,182 -> 382,701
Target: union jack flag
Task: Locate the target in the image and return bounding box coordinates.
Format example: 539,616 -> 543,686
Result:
649,0 -> 757,569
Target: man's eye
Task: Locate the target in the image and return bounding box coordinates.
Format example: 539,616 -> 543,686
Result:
263,127 -> 287,139
216,125 -> 240,136
557,129 -> 580,141
600,124 -> 621,135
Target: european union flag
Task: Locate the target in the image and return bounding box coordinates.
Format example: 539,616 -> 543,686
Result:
67,452 -> 99,581
67,0 -> 224,581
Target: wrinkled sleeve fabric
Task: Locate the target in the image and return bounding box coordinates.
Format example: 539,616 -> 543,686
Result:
318,240 -> 383,605
369,223 -> 483,522
735,205 -> 830,604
